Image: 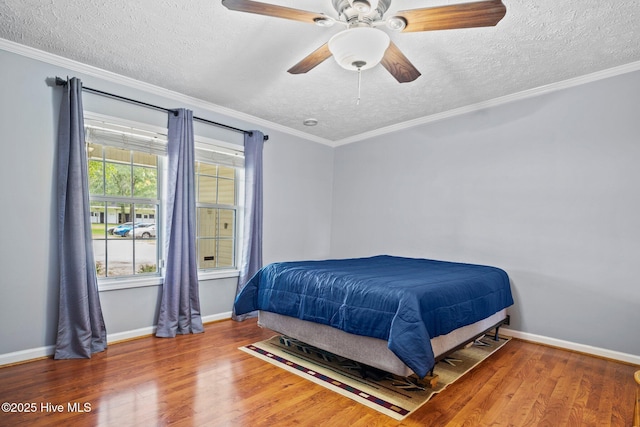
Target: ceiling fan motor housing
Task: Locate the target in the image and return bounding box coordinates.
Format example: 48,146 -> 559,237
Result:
332,0 -> 391,25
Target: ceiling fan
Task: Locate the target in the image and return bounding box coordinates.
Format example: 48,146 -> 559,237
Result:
221,0 -> 507,83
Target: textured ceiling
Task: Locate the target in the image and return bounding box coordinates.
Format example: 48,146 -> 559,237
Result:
1,0 -> 639,143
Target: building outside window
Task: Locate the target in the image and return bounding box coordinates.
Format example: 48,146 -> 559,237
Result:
194,142 -> 244,272
195,161 -> 237,269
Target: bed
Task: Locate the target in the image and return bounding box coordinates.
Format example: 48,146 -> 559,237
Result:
234,255 -> 514,378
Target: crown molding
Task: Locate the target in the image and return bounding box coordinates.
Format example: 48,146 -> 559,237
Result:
0,38 -> 333,146
333,60 -> 640,147
2,37 -> 639,148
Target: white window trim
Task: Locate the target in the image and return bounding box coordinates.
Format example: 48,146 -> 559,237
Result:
84,112 -> 244,292
97,269 -> 241,292
98,275 -> 164,292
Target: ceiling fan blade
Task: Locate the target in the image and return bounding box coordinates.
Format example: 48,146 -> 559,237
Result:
221,0 -> 327,24
287,43 -> 333,74
396,0 -> 506,33
380,42 -> 421,83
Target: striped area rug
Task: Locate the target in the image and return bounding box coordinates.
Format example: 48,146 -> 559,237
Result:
240,333 -> 510,420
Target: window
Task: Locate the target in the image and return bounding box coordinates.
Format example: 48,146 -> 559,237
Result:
84,114 -> 244,283
86,122 -> 164,278
195,161 -> 237,269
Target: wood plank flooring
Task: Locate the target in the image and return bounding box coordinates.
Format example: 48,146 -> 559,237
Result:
0,318 -> 637,426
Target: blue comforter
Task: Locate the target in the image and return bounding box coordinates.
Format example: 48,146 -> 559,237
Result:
234,255 -> 513,378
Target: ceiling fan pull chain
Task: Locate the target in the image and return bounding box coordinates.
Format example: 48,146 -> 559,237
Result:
352,60 -> 366,105
357,68 -> 362,105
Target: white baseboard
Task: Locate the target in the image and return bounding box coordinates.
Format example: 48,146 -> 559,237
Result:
0,311 -> 233,367
202,311 -> 233,324
501,328 -> 640,366
105,311 -> 233,343
106,326 -> 156,344
0,345 -> 56,367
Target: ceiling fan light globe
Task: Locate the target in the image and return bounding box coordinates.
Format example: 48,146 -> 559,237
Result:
314,17 -> 335,27
328,27 -> 390,71
386,16 -> 407,31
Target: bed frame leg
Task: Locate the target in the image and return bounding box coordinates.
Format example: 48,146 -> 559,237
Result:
493,316 -> 509,341
424,372 -> 438,388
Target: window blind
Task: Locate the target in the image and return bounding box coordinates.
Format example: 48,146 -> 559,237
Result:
84,118 -> 244,167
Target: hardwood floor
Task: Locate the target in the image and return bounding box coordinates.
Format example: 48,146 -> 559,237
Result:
0,319 -> 637,426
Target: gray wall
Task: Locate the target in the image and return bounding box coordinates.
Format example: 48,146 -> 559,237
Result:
2,43 -> 638,361
0,47 -> 334,357
330,70 -> 640,356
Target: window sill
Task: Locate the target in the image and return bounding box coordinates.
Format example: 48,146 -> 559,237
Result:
97,269 -> 240,292
198,269 -> 240,282
98,275 -> 163,292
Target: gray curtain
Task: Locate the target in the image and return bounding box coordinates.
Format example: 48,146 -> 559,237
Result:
232,131 -> 264,321
156,109 -> 204,337
55,77 -> 107,359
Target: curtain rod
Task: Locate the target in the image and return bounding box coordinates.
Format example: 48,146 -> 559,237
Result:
55,77 -> 268,141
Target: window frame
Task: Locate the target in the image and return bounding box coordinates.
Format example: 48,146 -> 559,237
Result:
84,112 -> 244,291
